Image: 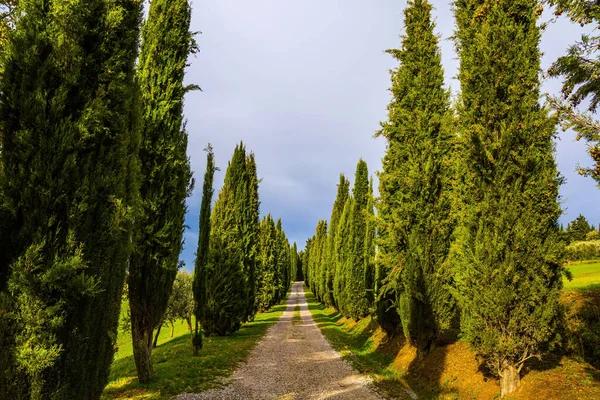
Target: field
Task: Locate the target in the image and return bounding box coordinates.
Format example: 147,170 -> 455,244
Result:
565,261 -> 600,289
101,302 -> 286,400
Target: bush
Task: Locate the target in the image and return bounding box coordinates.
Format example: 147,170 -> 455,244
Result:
560,287 -> 600,368
565,240 -> 600,261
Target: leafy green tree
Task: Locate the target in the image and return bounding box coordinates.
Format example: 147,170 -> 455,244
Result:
452,0 -> 565,395
346,160 -> 371,320
128,0 -> 194,382
325,174 -> 350,307
160,269 -> 194,340
193,144 -> 216,353
290,242 -> 299,285
0,0 -> 142,397
375,0 -> 454,358
568,214 -> 592,241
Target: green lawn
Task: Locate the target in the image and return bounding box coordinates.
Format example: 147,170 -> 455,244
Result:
102,302 -> 286,400
565,262 -> 600,289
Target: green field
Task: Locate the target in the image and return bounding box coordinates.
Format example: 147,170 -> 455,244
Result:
564,262 -> 600,289
102,302 -> 286,400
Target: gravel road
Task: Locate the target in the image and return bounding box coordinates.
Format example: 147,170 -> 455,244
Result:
178,281 -> 382,400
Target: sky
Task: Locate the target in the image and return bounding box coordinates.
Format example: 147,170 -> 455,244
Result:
179,0 -> 600,270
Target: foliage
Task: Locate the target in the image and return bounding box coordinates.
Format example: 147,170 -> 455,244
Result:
346,159 -> 371,320
567,214 -> 592,241
375,0 -> 454,357
0,0 -> 142,397
193,144 -> 217,351
560,286 -> 600,368
128,0 -> 194,382
325,174 -> 350,307
565,240 -> 600,261
545,0 -> 600,185
162,270 -> 194,332
451,0 -> 565,395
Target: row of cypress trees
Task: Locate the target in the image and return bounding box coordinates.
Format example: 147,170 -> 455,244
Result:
304,159 -> 376,321
304,1 -> 564,397
192,142 -> 298,345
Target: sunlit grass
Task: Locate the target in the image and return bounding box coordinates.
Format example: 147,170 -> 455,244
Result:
565,262 -> 600,289
102,302 -> 286,400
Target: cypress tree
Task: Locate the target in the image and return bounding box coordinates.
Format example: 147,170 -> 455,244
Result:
202,143 -> 257,335
452,0 -> 564,395
245,153 -> 259,320
193,144 -> 217,354
202,182 -> 246,336
364,178 -> 376,306
275,219 -> 291,301
255,214 -> 277,311
334,198 -> 354,315
128,0 -> 194,382
325,174 -> 350,307
375,0 -> 454,358
302,239 -> 312,286
346,159 -> 370,320
290,242 -> 299,285
0,0 -> 142,397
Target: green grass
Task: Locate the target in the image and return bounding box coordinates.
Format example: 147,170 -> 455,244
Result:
565,262 -> 600,289
102,302 -> 287,400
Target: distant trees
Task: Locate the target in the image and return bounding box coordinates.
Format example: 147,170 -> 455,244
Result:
0,0 -> 142,397
200,143 -> 293,336
568,214 -> 593,242
451,0 -> 564,395
306,159 -> 375,320
375,0 -> 454,359
128,0 -> 194,383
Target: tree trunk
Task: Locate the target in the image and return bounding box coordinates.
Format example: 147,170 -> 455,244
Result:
500,362 -> 520,397
170,321 -> 174,338
153,324 -> 162,348
186,317 -> 192,333
131,310 -> 154,383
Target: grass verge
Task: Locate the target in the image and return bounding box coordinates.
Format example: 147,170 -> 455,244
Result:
102,302 -> 287,400
305,288 -> 600,399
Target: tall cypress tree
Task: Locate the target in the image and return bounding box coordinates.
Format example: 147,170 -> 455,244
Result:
244,153 -> 259,320
334,198 -> 354,315
364,178 -> 376,306
452,0 -> 564,395
325,174 -> 350,307
202,143 -> 257,335
255,214 -> 277,311
203,182 -> 246,336
128,0 -> 194,382
0,0 -> 142,397
346,160 -> 370,320
290,242 -> 299,286
193,144 -> 216,354
376,0 -> 454,358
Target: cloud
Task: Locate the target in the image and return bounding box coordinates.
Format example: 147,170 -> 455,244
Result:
178,1 -> 600,268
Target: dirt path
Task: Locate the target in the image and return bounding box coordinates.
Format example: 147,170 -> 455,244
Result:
178,281 -> 382,400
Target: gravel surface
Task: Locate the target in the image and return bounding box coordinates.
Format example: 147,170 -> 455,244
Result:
178,281 -> 383,400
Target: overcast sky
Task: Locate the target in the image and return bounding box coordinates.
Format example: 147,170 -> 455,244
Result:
179,0 -> 600,269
